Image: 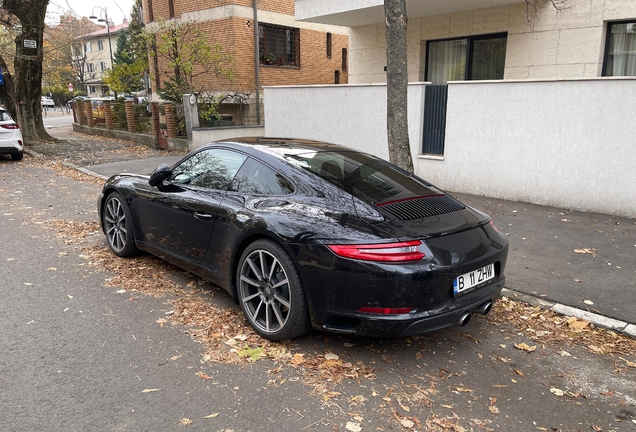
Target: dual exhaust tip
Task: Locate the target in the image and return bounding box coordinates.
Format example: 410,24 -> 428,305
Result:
455,300 -> 493,327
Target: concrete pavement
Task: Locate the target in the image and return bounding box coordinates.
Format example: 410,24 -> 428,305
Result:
27,127 -> 636,337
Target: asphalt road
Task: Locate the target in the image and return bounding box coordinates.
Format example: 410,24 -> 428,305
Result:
42,112 -> 73,129
1,147 -> 635,430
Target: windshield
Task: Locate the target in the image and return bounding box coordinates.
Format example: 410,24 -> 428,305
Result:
283,150 -> 442,204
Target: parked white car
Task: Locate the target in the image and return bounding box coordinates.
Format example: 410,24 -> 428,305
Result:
41,96 -> 54,108
0,109 -> 24,161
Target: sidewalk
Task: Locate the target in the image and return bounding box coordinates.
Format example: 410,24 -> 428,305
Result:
27,126 -> 636,336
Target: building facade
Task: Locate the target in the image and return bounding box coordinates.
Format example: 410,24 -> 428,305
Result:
296,0 -> 636,84
140,0 -> 350,122
261,0 -> 636,217
74,22 -> 128,98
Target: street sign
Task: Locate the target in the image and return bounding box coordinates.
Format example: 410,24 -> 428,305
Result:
24,39 -> 37,49
68,83 -> 74,92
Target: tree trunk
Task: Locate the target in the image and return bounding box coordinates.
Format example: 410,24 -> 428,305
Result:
0,56 -> 17,120
384,0 -> 414,173
2,0 -> 53,142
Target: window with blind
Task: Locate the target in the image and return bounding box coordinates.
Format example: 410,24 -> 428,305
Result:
603,21 -> 636,77
425,33 -> 507,85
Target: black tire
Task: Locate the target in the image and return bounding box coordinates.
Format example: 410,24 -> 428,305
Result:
102,192 -> 139,257
237,239 -> 310,341
11,152 -> 23,161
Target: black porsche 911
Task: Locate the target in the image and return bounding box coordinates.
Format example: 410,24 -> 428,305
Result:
98,137 -> 508,341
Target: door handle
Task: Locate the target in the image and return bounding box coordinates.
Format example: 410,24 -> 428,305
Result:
194,212 -> 213,221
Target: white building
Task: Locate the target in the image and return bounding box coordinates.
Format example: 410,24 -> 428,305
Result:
75,21 -> 128,97
264,0 -> 636,217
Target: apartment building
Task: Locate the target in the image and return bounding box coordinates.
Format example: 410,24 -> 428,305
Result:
75,21 -> 128,98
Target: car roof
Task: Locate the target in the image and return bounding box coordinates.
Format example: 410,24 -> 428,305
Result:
214,137 -> 353,154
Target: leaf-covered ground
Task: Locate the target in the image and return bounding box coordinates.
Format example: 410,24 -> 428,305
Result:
12,156 -> 636,431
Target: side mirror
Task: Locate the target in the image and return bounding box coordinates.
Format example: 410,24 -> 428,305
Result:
148,164 -> 173,187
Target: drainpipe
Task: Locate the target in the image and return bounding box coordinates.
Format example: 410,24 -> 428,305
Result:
253,0 -> 261,125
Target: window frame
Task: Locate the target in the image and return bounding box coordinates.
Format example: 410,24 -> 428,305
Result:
602,19 -> 636,77
424,32 -> 507,84
342,48 -> 348,71
98,40 -> 104,51
231,157 -> 295,196
169,148 -> 248,192
326,32 -> 332,58
258,22 -> 300,68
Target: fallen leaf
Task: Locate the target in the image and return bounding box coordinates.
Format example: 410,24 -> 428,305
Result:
588,345 -> 605,354
48,267 -> 57,271
574,248 -> 595,254
514,342 -> 536,353
400,419 -> 415,428
142,388 -> 162,393
513,368 -> 525,377
345,422 -> 362,432
197,371 -> 211,380
600,389 -> 614,396
583,300 -> 594,305
351,395 -> 367,404
550,388 -> 564,396
455,387 -> 474,393
203,413 -> 219,419
291,353 -> 305,365
325,353 -> 340,361
180,418 -> 192,426
566,317 -> 590,332
488,405 -> 499,414
493,384 -> 508,388
619,357 -> 636,368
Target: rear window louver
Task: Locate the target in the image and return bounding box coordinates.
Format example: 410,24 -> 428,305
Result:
377,195 -> 465,221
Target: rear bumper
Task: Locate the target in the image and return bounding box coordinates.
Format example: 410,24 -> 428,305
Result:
0,146 -> 22,155
294,222 -> 509,337
314,277 -> 504,337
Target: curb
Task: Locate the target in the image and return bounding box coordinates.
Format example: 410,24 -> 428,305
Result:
24,148 -> 110,180
502,288 -> 636,337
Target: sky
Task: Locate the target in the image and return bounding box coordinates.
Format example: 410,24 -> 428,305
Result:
46,0 -> 135,26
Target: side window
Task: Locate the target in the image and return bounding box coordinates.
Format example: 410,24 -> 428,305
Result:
233,158 -> 294,195
170,149 -> 247,190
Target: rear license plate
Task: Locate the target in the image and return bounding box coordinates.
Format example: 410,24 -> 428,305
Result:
453,263 -> 495,296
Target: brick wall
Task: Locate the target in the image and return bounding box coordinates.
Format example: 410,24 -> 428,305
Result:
144,6 -> 349,95
145,0 -> 294,21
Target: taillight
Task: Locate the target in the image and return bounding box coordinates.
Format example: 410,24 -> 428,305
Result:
17,140 -> 23,147
1,124 -> 19,129
358,306 -> 413,315
489,220 -> 499,233
327,240 -> 425,262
